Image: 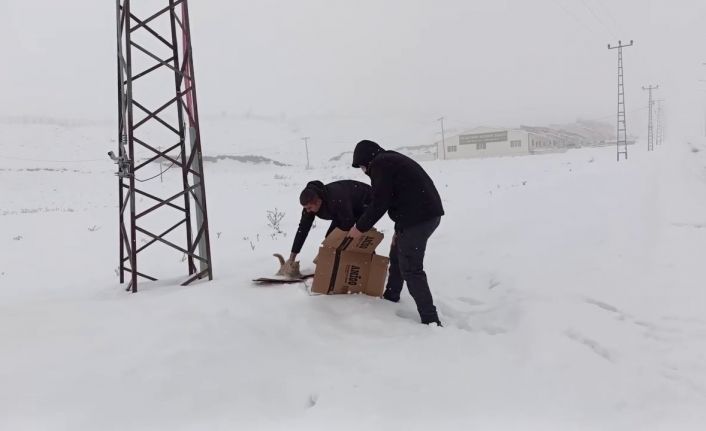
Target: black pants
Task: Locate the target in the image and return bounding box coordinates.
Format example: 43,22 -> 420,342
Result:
385,217 -> 441,323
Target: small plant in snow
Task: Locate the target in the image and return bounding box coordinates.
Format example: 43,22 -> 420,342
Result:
13,235 -> 22,241
267,208 -> 286,236
250,241 -> 256,251
88,225 -> 101,232
216,232 -> 222,239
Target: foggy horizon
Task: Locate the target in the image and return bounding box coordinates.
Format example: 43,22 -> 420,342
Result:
2,0 -> 706,149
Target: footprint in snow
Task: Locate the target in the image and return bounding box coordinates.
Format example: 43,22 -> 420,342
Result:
457,297 -> 484,306
395,309 -> 419,322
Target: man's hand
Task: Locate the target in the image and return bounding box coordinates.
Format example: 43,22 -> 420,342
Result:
347,225 -> 364,239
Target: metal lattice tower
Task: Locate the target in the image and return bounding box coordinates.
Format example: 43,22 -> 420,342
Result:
642,85 -> 659,151
608,40 -> 633,161
115,0 -> 213,292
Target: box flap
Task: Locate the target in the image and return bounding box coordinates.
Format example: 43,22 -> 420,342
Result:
346,230 -> 384,254
311,248 -> 336,294
320,228 -> 384,254
320,228 -> 349,249
365,254 -> 390,297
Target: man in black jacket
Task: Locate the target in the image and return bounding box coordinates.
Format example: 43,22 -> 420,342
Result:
287,180 -> 372,264
348,140 -> 444,325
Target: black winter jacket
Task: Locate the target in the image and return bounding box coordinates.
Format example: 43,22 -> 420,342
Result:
352,140 -> 444,232
291,180 -> 372,253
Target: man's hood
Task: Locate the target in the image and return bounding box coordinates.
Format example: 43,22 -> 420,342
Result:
352,140 -> 385,168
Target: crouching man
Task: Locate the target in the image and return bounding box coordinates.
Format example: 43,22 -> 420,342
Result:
287,180 -> 372,265
348,140 -> 444,326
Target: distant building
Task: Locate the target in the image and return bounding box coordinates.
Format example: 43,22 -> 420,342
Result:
440,127 -> 530,159
436,121 -> 620,160
438,126 -> 573,159
520,126 -> 573,155
394,121 -> 619,162
552,120 -> 615,146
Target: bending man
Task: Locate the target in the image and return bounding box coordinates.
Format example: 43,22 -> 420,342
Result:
288,180 -> 372,264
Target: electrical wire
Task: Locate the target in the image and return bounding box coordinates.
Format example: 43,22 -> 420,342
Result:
0,156 -> 105,163
0,152 -> 181,183
577,0 -> 618,39
133,152 -> 181,183
590,0 -> 623,37
582,105 -> 649,123
551,0 -> 605,39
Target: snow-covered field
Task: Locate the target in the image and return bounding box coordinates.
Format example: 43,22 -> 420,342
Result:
1,122 -> 706,430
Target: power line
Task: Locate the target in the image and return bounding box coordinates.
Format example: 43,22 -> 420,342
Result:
0,155 -> 106,163
583,105 -> 649,123
134,155 -> 180,183
578,0 -> 618,38
591,0 -> 623,37
551,0 -> 604,39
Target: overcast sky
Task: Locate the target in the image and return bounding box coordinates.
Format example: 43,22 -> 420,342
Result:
3,0 -> 706,139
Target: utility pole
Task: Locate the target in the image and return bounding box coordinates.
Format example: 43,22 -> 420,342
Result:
437,117 -> 446,160
301,137 -> 311,169
654,99 -> 664,146
608,40 -> 634,161
701,64 -> 706,137
642,85 -> 659,151
701,78 -> 706,137
115,0 -> 213,292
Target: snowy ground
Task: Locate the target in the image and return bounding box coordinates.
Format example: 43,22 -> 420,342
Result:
1,123 -> 706,430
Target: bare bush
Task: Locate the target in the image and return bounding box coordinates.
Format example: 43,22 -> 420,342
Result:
267,208 -> 286,236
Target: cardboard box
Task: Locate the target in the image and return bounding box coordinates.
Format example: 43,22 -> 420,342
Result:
311,228 -> 390,297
